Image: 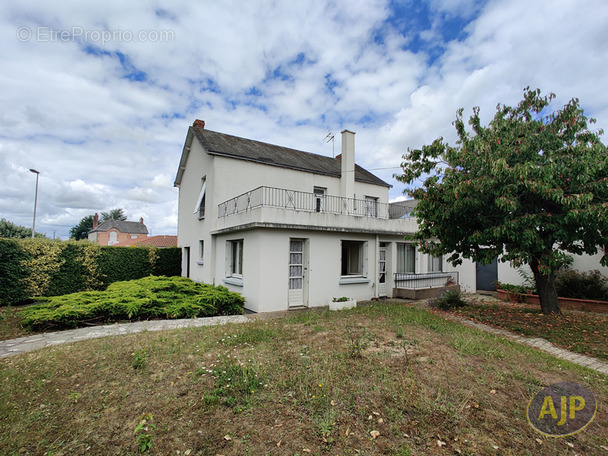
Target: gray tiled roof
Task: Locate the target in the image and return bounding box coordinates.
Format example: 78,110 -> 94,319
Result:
89,219 -> 148,234
191,127 -> 391,188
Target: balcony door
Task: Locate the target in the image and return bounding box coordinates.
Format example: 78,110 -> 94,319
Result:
288,239 -> 308,307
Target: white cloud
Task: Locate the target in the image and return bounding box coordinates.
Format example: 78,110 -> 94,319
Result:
0,0 -> 606,237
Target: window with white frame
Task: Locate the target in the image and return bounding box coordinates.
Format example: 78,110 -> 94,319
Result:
313,187 -> 326,212
227,239 -> 243,277
397,243 -> 416,273
428,254 -> 443,272
365,196 -> 378,217
341,240 -> 367,276
193,176 -> 206,219
197,240 -> 204,264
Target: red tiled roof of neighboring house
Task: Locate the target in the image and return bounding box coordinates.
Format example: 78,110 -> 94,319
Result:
113,235 -> 177,248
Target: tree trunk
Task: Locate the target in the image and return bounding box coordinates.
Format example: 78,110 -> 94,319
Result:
529,260 -> 560,314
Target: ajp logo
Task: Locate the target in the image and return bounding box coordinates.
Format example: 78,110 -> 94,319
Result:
527,382 -> 596,437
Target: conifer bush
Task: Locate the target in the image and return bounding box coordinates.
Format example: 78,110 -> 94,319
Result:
20,276 -> 245,330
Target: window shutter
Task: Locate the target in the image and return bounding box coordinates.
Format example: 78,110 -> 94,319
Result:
225,241 -> 231,276
193,178 -> 207,215
362,242 -> 368,277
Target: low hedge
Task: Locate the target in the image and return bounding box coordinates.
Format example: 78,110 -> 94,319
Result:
0,239 -> 182,305
20,276 -> 245,330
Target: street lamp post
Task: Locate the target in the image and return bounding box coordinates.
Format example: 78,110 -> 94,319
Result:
29,169 -> 39,238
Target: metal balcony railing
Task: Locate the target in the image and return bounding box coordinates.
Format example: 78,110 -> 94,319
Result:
394,271 -> 459,289
218,186 -> 409,219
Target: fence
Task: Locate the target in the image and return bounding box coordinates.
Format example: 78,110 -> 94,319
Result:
394,271 -> 459,289
218,186 -> 407,219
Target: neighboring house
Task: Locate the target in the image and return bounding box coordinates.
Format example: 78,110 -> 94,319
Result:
113,235 -> 177,248
174,120 -> 459,313
88,214 -> 148,246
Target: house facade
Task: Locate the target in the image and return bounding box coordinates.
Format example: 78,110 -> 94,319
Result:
175,120 -> 459,313
88,214 -> 149,246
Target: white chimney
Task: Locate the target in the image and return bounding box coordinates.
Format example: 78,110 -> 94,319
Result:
340,130 -> 355,199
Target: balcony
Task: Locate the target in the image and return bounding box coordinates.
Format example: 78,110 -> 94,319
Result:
215,186 -> 417,234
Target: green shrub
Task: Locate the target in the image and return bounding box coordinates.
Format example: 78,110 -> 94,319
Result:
429,288 -> 467,310
0,239 -> 183,306
47,243 -> 93,296
496,282 -> 534,302
0,239 -> 30,305
20,276 -> 245,330
97,247 -> 154,287
554,269 -> 608,301
153,248 -> 181,277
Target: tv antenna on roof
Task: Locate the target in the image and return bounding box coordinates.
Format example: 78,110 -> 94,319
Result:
323,131 -> 335,158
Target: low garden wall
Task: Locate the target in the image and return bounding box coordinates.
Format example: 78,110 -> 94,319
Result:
497,289 -> 608,314
394,285 -> 461,300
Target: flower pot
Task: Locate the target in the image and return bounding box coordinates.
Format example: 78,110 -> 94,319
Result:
329,299 -> 356,311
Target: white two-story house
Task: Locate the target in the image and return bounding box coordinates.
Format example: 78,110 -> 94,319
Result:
174,120 -> 460,313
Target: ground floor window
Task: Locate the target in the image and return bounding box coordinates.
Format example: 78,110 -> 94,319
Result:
341,240 -> 367,276
227,239 -> 243,276
428,254 -> 443,272
397,243 -> 416,273
198,240 -> 204,264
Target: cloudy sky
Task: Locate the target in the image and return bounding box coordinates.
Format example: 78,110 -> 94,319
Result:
1,0 -> 607,239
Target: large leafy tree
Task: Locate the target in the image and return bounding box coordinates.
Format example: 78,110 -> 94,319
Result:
69,215 -> 94,240
101,208 -> 127,221
397,88 -> 608,314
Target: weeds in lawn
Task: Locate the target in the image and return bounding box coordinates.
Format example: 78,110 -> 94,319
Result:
345,325 -> 372,358
428,289 -> 468,310
132,349 -> 149,370
208,361 -> 265,412
133,413 -> 156,453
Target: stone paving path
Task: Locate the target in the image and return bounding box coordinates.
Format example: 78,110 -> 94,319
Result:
444,313 -> 608,375
0,315 -> 251,359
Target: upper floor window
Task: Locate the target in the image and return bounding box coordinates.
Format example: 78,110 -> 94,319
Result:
365,196 -> 378,217
194,176 -> 206,219
313,187 -> 326,212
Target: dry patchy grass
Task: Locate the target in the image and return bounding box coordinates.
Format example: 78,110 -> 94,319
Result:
0,301 -> 607,455
445,297 -> 608,361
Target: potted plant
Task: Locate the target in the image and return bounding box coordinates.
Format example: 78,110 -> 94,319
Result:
329,296 -> 356,310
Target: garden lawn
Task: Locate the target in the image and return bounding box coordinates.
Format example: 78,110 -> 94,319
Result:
1,301 -> 607,455
444,296 -> 608,362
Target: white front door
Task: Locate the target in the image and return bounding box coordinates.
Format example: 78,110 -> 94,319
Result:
378,244 -> 387,297
288,239 -> 307,307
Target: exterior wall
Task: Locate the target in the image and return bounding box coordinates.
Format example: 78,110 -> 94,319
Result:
210,228 -> 453,313
213,155 -> 388,206
454,252 -> 608,293
176,139 -> 216,284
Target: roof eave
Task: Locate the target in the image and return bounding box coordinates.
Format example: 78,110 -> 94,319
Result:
174,128 -> 195,187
